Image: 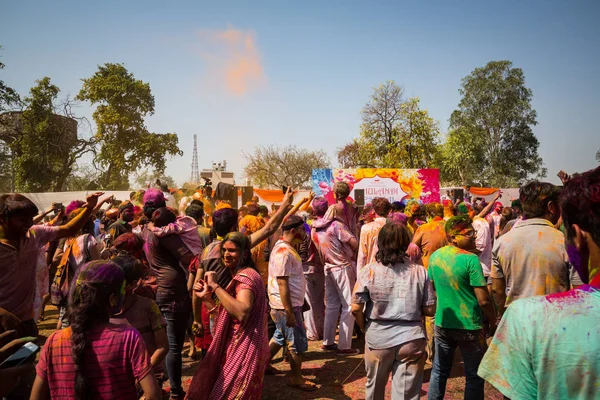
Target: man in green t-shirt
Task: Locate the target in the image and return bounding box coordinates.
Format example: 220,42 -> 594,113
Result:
427,215 -> 497,400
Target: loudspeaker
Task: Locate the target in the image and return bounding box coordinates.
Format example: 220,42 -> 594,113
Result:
354,189 -> 365,207
241,186 -> 254,206
230,187 -> 239,210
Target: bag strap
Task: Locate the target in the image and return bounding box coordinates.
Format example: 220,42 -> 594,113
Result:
53,239 -> 75,285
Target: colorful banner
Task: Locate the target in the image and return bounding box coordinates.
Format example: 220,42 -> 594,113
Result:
312,168 -> 440,205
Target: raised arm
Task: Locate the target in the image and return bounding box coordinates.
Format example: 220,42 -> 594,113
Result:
249,188 -> 294,248
299,191 -> 315,212
92,195 -> 114,216
32,206 -> 56,225
476,191 -> 501,219
56,192 -> 103,239
286,196 -> 309,218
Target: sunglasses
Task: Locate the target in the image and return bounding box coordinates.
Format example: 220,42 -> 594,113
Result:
454,230 -> 475,238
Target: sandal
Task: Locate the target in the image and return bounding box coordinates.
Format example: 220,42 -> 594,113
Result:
286,381 -> 317,392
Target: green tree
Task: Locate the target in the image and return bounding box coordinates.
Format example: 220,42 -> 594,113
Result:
0,47 -> 20,192
337,139 -> 376,168
0,47 -> 20,113
339,81 -> 440,169
243,145 -> 330,188
76,63 -> 182,190
380,97 -> 440,169
438,128 -> 486,186
449,60 -> 546,186
0,142 -> 12,192
1,77 -> 95,192
14,78 -> 95,192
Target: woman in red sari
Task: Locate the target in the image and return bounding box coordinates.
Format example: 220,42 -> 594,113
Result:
187,232 -> 269,400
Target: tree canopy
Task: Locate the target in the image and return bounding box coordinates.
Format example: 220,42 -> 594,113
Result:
448,60 -> 545,186
1,77 -> 95,192
338,81 -> 440,169
244,145 -> 330,188
76,63 -> 182,190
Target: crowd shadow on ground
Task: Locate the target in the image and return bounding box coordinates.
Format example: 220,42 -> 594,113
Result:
35,307 -> 500,400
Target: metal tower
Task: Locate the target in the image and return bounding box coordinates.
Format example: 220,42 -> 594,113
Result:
190,134 -> 199,183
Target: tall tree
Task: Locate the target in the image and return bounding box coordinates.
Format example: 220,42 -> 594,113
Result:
1,77 -> 95,192
337,140 -> 375,168
361,80 -> 405,152
0,47 -> 19,113
339,81 -> 440,169
243,145 -> 330,188
0,47 -> 20,192
382,97 -> 440,169
14,78 -> 95,192
438,128 -> 486,186
0,142 -> 12,192
449,60 -> 545,186
76,63 -> 182,190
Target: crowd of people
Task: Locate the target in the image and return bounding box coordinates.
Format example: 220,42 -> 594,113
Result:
0,166 -> 599,400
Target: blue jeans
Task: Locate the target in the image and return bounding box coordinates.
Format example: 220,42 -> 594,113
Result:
270,307 -> 309,354
428,326 -> 487,400
159,298 -> 190,398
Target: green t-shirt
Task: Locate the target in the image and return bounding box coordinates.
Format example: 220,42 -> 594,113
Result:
428,245 -> 487,330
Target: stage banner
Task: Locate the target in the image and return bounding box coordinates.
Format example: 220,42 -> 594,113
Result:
312,168 -> 440,205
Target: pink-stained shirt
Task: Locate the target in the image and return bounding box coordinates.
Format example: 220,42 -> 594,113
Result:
472,216 -> 492,276
357,217 -> 387,271
268,240 -> 306,309
0,224 -> 60,320
36,324 -> 152,399
150,216 -> 203,256
486,212 -> 502,240
311,218 -> 356,273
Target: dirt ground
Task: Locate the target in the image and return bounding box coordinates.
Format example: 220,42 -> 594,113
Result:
35,306 -> 503,400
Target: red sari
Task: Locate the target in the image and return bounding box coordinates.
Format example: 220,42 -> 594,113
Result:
187,267 -> 269,400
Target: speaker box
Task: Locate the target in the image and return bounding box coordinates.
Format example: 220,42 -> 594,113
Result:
241,186 -> 254,206
354,189 -> 365,207
230,187 -> 239,210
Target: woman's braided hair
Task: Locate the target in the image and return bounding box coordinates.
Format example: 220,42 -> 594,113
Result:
68,260 -> 124,399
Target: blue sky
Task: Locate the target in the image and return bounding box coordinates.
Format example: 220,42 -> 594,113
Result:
2,0 -> 599,186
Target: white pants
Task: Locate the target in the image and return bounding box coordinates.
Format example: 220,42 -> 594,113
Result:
323,266 -> 356,350
303,272 -> 325,340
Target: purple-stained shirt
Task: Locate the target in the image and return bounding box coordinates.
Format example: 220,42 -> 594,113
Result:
0,224 -> 60,320
311,218 -> 356,273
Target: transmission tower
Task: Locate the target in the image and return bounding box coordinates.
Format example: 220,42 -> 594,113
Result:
190,134 -> 199,183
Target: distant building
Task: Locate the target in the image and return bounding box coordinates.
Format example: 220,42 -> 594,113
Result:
200,160 -> 235,186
